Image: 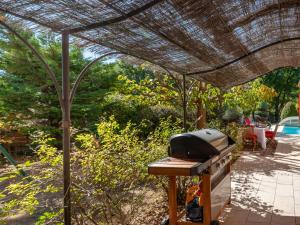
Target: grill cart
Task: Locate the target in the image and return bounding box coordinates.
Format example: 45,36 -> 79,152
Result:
148,129 -> 235,225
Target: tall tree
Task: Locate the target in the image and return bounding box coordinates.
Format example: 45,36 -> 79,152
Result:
223,79 -> 277,118
0,26 -> 121,133
261,67 -> 300,121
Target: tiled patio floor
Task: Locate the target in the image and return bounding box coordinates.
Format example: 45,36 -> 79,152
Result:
219,136 -> 300,225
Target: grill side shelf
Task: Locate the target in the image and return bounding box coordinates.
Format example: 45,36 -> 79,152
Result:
148,157 -> 212,176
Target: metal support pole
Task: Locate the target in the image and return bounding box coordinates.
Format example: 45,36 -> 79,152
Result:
70,51 -> 119,104
62,31 -> 71,225
183,74 -> 187,132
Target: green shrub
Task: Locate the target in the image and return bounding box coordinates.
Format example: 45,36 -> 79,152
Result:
280,101 -> 298,120
222,108 -> 241,122
0,132 -> 63,223
254,101 -> 269,122
75,117 -> 182,224
258,101 -> 269,111
100,93 -> 181,136
0,117 -> 182,225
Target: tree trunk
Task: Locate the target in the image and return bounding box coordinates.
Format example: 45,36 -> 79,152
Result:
252,111 -> 255,122
196,82 -> 207,129
197,100 -> 206,129
217,90 -> 224,120
274,97 -> 280,122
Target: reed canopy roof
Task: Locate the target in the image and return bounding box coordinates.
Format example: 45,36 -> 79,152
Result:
1,0 -> 300,89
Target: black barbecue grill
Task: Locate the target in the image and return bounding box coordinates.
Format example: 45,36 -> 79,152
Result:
148,128 -> 235,225
169,129 -> 234,160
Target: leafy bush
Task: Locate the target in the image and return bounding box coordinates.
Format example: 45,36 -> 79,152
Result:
226,122 -> 244,161
258,101 -> 269,111
0,132 -> 63,224
0,117 -> 182,225
100,93 -> 181,136
208,119 -> 243,161
222,108 -> 241,122
254,102 -> 269,122
280,101 -> 298,120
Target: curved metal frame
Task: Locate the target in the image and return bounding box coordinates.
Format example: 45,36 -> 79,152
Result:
70,51 -> 120,104
0,19 -> 63,109
0,21 -> 190,224
69,52 -> 189,132
2,3 -> 300,224
70,53 -> 186,106
187,36 -> 300,76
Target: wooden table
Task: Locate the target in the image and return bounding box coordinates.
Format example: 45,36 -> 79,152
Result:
148,157 -> 213,225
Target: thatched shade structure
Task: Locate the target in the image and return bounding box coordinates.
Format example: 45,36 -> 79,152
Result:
1,1 -> 300,224
1,1 -> 300,89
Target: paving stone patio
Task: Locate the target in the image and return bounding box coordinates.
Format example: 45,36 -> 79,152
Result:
219,136 -> 300,225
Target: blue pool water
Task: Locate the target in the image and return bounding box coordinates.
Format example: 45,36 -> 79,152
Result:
282,126 -> 300,135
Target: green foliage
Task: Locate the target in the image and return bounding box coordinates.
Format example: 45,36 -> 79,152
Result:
223,79 -> 277,115
115,74 -> 179,106
1,23 -> 299,225
280,101 -> 298,120
118,63 -> 155,82
99,74 -> 181,135
100,93 -> 180,135
186,79 -> 277,129
254,102 -> 270,122
0,26 -> 121,133
0,132 -> 63,223
207,119 -> 223,130
0,25 -> 182,136
226,123 -> 244,161
71,116 -> 182,224
36,210 -> 63,225
262,67 -> 300,121
222,108 -> 241,122
189,83 -> 222,118
1,117 -> 181,224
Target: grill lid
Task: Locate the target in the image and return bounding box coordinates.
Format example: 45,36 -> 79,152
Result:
169,129 -> 232,160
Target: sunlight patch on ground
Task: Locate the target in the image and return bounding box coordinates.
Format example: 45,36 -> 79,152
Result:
220,136 -> 300,225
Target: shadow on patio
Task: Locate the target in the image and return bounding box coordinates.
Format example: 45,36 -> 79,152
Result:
219,136 -> 300,225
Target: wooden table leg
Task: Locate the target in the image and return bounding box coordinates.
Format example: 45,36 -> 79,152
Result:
168,176 -> 177,225
227,160 -> 232,204
202,173 -> 211,225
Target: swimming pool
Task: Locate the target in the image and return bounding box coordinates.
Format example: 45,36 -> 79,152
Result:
282,126 -> 300,135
